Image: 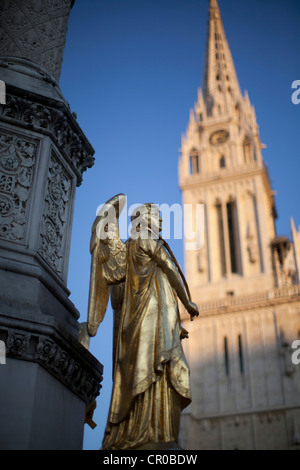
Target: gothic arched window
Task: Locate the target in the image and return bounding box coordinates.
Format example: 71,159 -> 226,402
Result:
216,199 -> 226,277
226,198 -> 241,274
243,136 -> 253,163
235,104 -> 241,122
189,152 -> 200,175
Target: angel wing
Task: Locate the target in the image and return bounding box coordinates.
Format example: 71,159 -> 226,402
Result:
87,194 -> 127,337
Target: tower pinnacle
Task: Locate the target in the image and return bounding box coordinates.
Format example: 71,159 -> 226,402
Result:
203,0 -> 242,116
209,0 -> 221,17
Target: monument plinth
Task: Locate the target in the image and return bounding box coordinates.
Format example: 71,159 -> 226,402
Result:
0,0 -> 103,450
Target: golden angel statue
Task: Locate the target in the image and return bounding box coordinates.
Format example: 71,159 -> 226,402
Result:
87,194 -> 199,450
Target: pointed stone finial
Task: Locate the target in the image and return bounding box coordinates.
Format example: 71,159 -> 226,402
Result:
189,108 -> 196,123
291,217 -> 297,234
209,0 -> 221,18
203,0 -> 242,115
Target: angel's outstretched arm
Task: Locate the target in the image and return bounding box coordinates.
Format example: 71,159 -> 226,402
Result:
157,251 -> 199,321
140,239 -> 199,321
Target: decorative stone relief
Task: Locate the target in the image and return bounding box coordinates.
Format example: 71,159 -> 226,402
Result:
0,131 -> 38,242
279,329 -> 295,377
0,0 -> 74,82
0,327 -> 102,404
38,150 -> 71,276
271,237 -> 297,288
283,246 -> 297,286
0,90 -> 95,185
246,223 -> 258,264
258,411 -> 283,424
6,330 -> 31,357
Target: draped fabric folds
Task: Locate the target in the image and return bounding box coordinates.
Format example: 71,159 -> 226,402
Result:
102,235 -> 191,450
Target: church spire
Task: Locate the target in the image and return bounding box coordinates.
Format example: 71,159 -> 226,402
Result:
203,0 -> 242,116
209,0 -> 221,17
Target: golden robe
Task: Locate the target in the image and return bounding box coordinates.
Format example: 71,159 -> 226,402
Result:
102,235 -> 191,450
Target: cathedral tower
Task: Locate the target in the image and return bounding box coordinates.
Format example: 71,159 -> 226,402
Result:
179,0 -> 300,450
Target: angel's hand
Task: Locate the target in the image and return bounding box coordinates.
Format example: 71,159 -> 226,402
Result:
180,327 -> 189,340
187,300 -> 199,321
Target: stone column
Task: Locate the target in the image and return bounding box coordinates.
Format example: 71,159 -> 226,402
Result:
0,1 -> 103,450
0,0 -> 75,83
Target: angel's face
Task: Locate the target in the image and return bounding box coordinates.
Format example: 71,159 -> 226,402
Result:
148,208 -> 162,235
130,203 -> 162,238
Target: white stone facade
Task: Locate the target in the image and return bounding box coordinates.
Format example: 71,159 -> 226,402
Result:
178,0 -> 300,450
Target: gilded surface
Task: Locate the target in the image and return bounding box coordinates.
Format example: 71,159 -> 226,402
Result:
87,195 -> 198,450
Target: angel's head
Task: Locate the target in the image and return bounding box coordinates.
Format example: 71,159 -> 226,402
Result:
130,203 -> 162,238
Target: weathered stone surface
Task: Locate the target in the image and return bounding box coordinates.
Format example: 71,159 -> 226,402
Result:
0,9 -> 102,449
0,59 -> 95,290
0,0 -> 75,82
0,358 -> 88,450
0,58 -> 95,188
0,324 -> 102,406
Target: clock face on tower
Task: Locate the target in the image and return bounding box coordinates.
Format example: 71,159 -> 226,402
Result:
209,129 -> 229,145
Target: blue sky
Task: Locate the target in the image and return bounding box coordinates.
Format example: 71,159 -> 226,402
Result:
58,0 -> 300,450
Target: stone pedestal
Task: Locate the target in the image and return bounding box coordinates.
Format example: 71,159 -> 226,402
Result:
0,3 -> 103,448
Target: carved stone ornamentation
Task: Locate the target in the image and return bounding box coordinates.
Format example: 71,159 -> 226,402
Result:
246,223 -> 258,264
0,2 -> 101,450
279,330 -> 296,377
38,150 -> 72,276
6,330 -> 31,357
0,89 -> 95,186
0,0 -> 75,82
0,328 -> 102,404
35,337 -> 57,363
209,129 -> 230,146
0,131 -> 38,242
